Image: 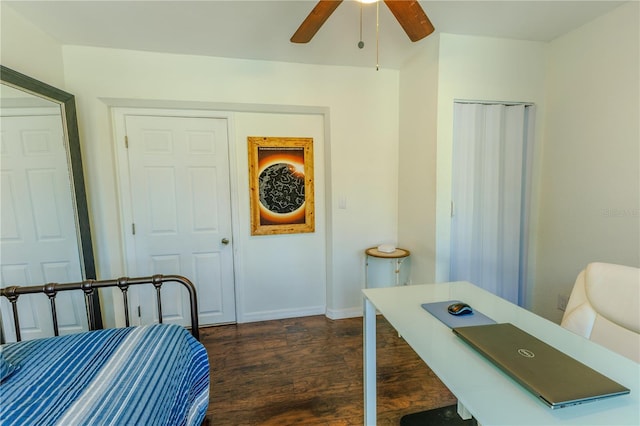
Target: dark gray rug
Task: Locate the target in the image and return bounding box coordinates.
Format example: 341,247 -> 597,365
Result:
399,404 -> 477,426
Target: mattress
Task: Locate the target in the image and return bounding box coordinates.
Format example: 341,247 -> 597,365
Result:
0,323 -> 209,426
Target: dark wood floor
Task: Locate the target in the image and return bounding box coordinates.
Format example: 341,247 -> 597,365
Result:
201,315 -> 456,425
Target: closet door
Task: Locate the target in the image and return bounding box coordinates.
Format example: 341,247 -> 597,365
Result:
450,103 -> 535,305
115,112 -> 236,326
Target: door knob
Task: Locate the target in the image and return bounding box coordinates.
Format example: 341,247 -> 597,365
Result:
221,238 -> 230,245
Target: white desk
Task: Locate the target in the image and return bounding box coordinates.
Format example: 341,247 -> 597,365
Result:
363,282 -> 639,425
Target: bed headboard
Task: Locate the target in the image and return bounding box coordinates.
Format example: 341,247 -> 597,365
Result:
1,275 -> 200,342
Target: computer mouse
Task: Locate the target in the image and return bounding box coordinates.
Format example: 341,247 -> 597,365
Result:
447,302 -> 473,316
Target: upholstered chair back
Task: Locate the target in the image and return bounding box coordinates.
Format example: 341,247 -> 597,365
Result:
561,262 -> 640,363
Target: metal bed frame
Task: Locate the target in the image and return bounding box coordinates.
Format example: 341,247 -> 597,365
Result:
1,274 -> 199,342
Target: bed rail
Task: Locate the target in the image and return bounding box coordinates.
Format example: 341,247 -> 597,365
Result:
0,274 -> 199,342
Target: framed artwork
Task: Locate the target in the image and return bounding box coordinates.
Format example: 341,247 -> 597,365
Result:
248,136 -> 315,235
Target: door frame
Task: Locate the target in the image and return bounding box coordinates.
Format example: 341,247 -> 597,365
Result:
111,107 -> 242,326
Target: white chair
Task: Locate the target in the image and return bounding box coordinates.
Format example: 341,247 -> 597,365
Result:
561,262 -> 640,363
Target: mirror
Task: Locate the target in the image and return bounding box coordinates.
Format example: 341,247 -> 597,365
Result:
0,65 -> 101,339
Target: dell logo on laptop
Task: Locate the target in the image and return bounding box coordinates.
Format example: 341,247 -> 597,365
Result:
518,348 -> 535,358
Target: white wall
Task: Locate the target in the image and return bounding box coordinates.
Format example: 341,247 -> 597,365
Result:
61,46 -> 400,321
233,112 -> 326,321
398,35 -> 440,284
534,1 -> 640,322
0,4 -> 65,88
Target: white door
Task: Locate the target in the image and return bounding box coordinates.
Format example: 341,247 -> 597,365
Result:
450,103 -> 535,306
120,113 -> 236,326
0,110 -> 88,341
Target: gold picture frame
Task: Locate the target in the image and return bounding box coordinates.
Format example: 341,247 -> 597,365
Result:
248,136 -> 315,235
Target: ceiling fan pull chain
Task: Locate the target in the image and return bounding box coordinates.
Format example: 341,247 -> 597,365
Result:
358,1 -> 364,49
376,0 -> 380,70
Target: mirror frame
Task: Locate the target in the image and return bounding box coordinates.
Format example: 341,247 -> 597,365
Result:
1,65 -> 102,328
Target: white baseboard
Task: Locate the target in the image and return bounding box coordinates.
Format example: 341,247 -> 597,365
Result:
325,306 -> 362,320
237,305 -> 363,323
238,305 -> 326,323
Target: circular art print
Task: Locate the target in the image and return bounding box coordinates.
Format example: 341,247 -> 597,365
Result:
248,137 -> 315,235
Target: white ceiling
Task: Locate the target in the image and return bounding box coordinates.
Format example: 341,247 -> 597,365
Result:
5,0 -> 627,69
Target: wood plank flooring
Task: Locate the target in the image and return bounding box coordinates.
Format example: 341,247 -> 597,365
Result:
201,315 -> 456,425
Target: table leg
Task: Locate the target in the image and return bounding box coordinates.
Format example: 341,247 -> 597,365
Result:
364,298 -> 376,425
457,401 -> 472,420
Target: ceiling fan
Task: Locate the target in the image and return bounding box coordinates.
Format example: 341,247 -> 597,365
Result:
291,0 -> 435,44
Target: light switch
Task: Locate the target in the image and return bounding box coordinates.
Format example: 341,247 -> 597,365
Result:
338,196 -> 347,209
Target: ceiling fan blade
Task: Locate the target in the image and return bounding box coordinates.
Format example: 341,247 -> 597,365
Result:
384,0 -> 435,42
291,0 -> 343,43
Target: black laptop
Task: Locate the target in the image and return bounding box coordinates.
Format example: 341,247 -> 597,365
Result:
452,323 -> 630,409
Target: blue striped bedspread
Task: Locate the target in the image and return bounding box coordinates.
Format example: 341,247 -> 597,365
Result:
0,323 -> 209,425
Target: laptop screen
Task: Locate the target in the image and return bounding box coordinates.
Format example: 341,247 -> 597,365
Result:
452,323 -> 630,409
